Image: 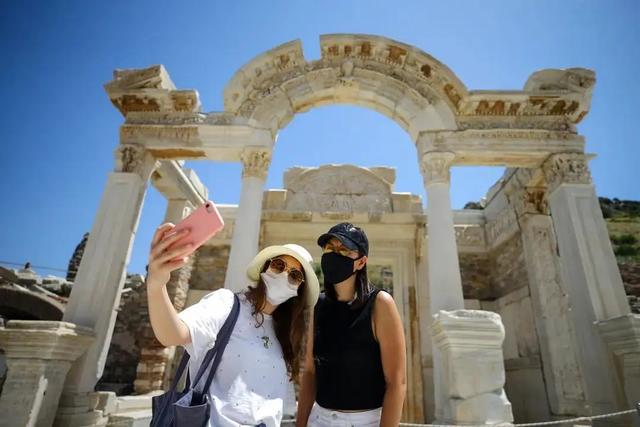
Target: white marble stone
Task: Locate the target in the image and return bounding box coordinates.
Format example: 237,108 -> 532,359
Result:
431,310 -> 514,425
224,149 -> 271,291
0,321 -> 94,427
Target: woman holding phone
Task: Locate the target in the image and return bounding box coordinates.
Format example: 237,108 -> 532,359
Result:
297,222 -> 407,427
146,222 -> 319,427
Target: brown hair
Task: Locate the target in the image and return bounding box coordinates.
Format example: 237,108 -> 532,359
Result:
244,259 -> 309,383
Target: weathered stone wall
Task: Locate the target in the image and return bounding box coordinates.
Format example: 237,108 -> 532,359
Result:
459,253 -> 491,300
489,234 -> 529,299
190,245 -> 230,291
482,286 -> 550,422
96,278 -> 145,395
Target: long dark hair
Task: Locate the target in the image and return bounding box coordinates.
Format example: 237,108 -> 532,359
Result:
244,260 -> 309,383
324,263 -> 372,310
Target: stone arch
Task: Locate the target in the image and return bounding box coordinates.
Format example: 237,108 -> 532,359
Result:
223,34 -> 467,140
0,287 -> 64,321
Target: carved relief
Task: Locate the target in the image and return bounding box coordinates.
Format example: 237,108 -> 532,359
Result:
420,152 -> 455,185
420,64 -> 432,79
241,149 -> 272,180
114,144 -> 157,177
462,97 -> 584,120
444,84 -> 462,111
451,129 -> 578,141
282,165 -> 393,214
542,153 -> 592,192
457,117 -> 574,132
486,208 -> 519,249
120,125 -> 199,143
171,92 -> 200,112
511,187 -> 549,217
125,112 -> 205,126
386,45 -> 407,65
111,95 -> 161,114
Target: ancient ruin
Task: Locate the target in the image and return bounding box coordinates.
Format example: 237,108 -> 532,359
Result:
1,34 -> 639,427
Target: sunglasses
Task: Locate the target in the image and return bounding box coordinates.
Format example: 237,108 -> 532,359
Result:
268,258 -> 305,286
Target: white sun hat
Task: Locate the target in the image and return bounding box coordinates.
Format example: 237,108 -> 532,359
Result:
246,243 -> 320,308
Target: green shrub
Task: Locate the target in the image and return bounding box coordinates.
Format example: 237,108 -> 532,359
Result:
614,245 -> 639,257
611,234 -> 638,245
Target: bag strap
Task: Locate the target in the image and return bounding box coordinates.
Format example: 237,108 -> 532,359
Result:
191,293 -> 240,390
200,295 -> 240,393
169,350 -> 191,391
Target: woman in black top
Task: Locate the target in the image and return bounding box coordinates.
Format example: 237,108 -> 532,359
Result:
297,223 -> 407,427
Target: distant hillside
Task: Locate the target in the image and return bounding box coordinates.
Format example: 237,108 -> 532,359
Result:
599,198 -> 640,312
600,198 -> 640,262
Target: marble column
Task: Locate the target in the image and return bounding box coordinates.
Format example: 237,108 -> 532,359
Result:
505,176 -> 588,416
542,153 -> 630,421
56,144 -> 157,426
0,321 -> 93,427
419,151 -> 465,423
224,149 -> 271,292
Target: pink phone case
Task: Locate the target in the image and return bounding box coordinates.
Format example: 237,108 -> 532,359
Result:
166,200 -> 225,257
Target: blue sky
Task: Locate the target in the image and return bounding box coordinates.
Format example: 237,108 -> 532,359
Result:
1,1 -> 638,276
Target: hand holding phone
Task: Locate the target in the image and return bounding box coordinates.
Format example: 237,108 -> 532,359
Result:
165,200 -> 225,258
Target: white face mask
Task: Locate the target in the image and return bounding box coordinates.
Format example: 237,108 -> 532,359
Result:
261,270 -> 299,306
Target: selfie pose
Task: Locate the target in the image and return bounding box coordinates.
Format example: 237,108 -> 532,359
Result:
146,222 -> 319,427
297,223 -> 407,427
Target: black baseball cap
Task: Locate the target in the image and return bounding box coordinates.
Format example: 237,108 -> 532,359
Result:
317,222 -> 369,256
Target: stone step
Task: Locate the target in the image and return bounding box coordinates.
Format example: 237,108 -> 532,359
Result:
105,394 -> 157,427
107,411 -> 151,427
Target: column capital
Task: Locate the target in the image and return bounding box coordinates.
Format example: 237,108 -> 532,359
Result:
542,153 -> 593,192
241,148 -> 271,180
509,186 -> 549,217
114,144 -> 159,179
420,151 -> 456,185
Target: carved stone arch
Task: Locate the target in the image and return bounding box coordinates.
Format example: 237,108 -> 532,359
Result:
0,287 -> 65,321
223,34 -> 466,140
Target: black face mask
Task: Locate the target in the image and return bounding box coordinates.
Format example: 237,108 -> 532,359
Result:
321,252 -> 357,286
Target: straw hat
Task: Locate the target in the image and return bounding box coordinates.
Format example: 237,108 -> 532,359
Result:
246,243 -> 320,307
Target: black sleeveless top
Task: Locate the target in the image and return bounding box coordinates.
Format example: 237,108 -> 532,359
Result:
313,289 -> 386,410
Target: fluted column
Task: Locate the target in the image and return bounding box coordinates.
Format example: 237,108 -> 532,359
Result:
542,153 -> 630,420
224,148 -> 271,292
419,151 -> 464,423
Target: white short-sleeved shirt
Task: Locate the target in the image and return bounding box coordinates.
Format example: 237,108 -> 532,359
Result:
178,288 -> 290,427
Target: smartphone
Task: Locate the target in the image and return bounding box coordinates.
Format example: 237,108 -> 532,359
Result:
165,200 -> 225,258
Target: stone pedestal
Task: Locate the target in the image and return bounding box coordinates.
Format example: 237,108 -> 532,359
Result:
597,314 -> 640,427
543,154 -> 630,420
431,310 -> 514,425
0,321 -> 94,427
224,149 -> 271,292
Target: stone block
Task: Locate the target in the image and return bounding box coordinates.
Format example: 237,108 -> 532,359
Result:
431,309 -> 514,425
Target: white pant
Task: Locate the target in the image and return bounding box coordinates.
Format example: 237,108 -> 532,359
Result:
307,403 -> 382,427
